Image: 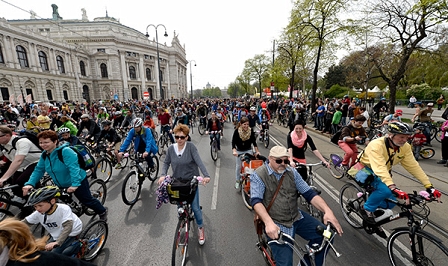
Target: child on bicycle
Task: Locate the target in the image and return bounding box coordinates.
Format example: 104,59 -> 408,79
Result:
22,186 -> 83,256
410,126 -> 427,161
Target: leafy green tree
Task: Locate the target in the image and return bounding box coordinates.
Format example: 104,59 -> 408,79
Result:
324,84 -> 349,99
243,54 -> 270,97
323,64 -> 346,89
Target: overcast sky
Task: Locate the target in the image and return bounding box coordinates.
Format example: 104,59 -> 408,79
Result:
0,0 -> 293,90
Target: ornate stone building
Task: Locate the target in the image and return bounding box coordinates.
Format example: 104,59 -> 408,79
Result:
0,6 -> 188,104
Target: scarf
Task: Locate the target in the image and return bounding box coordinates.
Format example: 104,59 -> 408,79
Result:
291,129 -> 307,148
238,126 -> 251,141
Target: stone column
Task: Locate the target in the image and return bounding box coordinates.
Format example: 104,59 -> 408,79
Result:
28,43 -> 38,71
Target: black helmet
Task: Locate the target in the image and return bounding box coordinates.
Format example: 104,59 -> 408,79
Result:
388,121 -> 413,135
102,120 -> 112,126
26,186 -> 61,206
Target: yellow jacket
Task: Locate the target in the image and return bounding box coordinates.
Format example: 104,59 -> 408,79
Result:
359,136 -> 431,188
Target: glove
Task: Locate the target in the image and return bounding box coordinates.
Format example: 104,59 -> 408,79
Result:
427,187 -> 442,201
392,188 -> 409,200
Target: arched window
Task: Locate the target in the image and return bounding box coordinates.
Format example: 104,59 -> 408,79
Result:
56,55 -> 65,73
16,45 -> 29,68
0,44 -> 4,64
38,51 -> 49,71
100,63 -> 108,78
146,68 -> 151,80
80,61 -> 86,76
129,66 -> 136,80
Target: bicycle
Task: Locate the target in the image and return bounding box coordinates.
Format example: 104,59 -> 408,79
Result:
68,219 -> 108,261
259,121 -> 270,148
294,161 -> 325,223
0,184 -> 34,221
239,153 -> 265,210
158,124 -> 172,156
339,182 -> 448,265
328,153 -> 347,179
256,223 -> 341,266
167,175 -> 203,266
93,141 -> 129,183
208,130 -> 220,161
121,152 -> 159,205
198,116 -> 207,135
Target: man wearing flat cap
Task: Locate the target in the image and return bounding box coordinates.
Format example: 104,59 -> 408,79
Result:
250,146 -> 343,266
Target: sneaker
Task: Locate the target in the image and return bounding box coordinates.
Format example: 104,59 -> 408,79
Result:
375,227 -> 387,239
437,159 -> 447,164
114,163 -> 122,169
360,206 -> 376,225
198,227 -> 205,245
235,181 -> 240,190
99,207 -> 108,222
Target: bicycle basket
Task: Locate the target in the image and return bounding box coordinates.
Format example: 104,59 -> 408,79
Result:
167,178 -> 197,204
243,160 -> 264,175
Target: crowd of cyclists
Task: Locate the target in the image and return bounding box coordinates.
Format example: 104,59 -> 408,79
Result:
0,94 -> 444,265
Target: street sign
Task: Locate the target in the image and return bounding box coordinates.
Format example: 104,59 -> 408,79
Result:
114,94 -> 118,100
143,91 -> 149,97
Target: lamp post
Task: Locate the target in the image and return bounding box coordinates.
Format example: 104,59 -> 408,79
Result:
146,24 -> 168,100
188,60 -> 196,99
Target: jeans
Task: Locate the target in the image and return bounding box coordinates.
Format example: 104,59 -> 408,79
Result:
422,121 -> 432,144
50,236 -> 79,256
317,116 -> 324,131
145,154 -> 155,168
363,175 -> 396,213
191,187 -> 203,227
412,145 -> 422,160
161,125 -> 175,143
209,133 -> 220,150
235,149 -> 253,181
338,141 -> 358,166
73,178 -> 106,215
341,116 -> 347,126
268,211 -> 326,266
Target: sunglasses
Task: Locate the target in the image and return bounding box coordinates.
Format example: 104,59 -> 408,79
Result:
275,159 -> 290,165
174,135 -> 187,140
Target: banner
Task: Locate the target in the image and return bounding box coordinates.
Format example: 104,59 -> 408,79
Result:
17,94 -> 24,107
9,94 -> 15,105
25,94 -> 33,104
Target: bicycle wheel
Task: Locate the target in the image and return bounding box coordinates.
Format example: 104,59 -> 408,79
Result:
79,220 -> 108,261
172,218 -> 189,266
430,127 -> 437,140
328,154 -> 345,179
339,182 -> 364,229
120,154 -> 129,168
264,133 -> 270,148
0,192 -> 11,212
198,123 -> 206,135
94,158 -> 113,183
121,171 -> 142,205
419,148 -> 435,159
158,137 -> 166,156
21,118 -> 27,128
257,235 -> 275,266
84,179 -> 107,216
241,176 -> 252,210
435,130 -> 442,143
387,228 -> 448,266
148,155 -> 159,181
210,140 -> 218,161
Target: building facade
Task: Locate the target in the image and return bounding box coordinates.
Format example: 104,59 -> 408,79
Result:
0,6 -> 189,104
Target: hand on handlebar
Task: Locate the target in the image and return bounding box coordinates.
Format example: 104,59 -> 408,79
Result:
426,187 -> 442,202
22,185 -> 33,197
391,187 -> 409,200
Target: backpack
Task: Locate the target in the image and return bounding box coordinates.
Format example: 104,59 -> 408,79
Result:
330,126 -> 350,145
57,145 -> 96,170
11,130 -> 43,153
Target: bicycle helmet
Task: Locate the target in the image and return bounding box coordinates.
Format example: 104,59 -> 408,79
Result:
115,111 -> 122,116
58,127 -> 71,135
26,186 -> 61,206
388,121 -> 413,135
250,106 -> 256,111
102,120 -> 112,126
132,118 -> 143,128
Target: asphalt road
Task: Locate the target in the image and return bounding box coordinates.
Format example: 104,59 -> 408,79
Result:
88,117 -> 448,266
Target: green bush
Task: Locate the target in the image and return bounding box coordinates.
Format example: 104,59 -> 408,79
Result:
324,84 -> 350,99
406,83 -> 443,101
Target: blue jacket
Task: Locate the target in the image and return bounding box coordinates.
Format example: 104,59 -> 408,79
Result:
25,143 -> 86,188
119,127 -> 158,155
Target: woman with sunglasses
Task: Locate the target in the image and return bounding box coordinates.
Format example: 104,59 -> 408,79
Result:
287,120 -> 329,181
231,116 -> 260,189
158,124 -> 211,245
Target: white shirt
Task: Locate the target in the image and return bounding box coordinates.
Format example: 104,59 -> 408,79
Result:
0,136 -> 41,171
361,111 -> 370,128
26,204 -> 83,240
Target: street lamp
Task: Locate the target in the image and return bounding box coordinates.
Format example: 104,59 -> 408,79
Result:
145,24 -> 168,100
188,60 -> 196,99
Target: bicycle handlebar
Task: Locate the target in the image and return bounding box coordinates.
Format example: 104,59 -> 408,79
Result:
294,161 -> 326,167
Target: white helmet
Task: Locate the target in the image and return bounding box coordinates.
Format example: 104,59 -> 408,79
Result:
250,106 -> 256,111
132,118 -> 143,128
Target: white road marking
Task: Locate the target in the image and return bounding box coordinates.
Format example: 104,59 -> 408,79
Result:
211,158 -> 220,210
